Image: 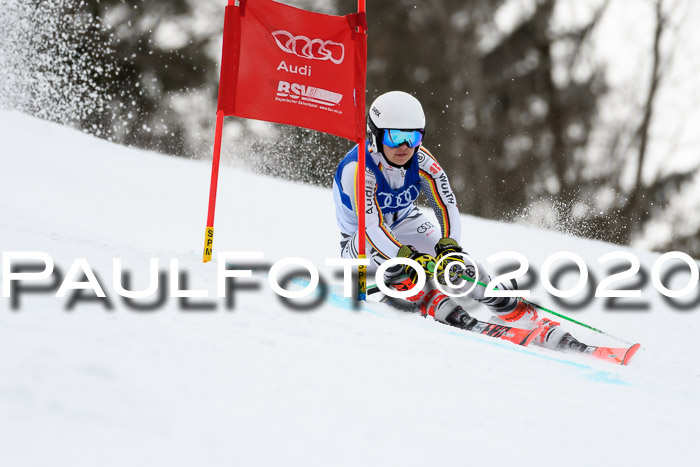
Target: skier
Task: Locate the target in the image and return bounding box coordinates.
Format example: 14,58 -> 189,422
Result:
332,90 -> 585,352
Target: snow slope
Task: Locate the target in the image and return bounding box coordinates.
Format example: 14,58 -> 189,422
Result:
1,111 -> 698,467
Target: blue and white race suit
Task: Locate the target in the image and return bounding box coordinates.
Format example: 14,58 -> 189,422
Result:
332,144 -> 461,270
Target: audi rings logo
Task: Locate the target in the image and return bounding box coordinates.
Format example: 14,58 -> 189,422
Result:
272,30 -> 345,64
417,221 -> 435,234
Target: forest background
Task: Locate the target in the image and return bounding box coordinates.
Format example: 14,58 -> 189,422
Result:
2,0 -> 699,256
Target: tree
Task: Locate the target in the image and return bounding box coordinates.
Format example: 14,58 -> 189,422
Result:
351,0 -> 606,223
568,0 -> 700,254
80,0 -> 220,155
0,0 -> 117,133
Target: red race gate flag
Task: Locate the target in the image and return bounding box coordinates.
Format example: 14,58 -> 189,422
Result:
218,0 -> 367,140
204,0 -> 368,277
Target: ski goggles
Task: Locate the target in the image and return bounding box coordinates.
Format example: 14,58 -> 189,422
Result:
381,129 -> 424,148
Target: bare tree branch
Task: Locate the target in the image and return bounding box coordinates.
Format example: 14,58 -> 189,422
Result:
619,0 -> 666,232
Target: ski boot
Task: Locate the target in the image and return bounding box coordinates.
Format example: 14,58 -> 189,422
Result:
444,306 -> 478,330
497,300 -> 568,349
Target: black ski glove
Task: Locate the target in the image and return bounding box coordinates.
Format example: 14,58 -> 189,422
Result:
397,245 -> 436,284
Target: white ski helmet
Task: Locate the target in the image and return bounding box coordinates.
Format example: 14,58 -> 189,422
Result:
367,91 -> 426,153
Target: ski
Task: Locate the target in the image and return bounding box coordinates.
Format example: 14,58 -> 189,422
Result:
371,281 -> 640,359
466,320 -> 546,347
580,343 -> 641,366
377,291 -> 545,347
